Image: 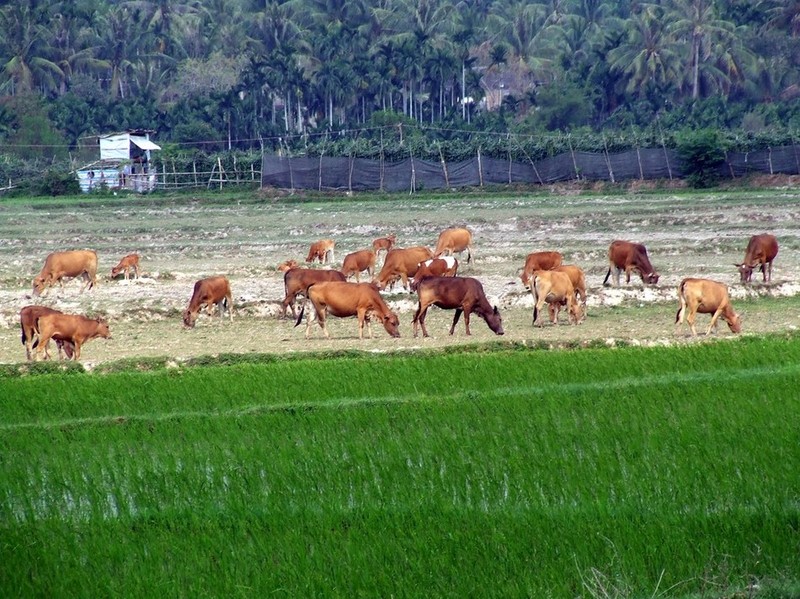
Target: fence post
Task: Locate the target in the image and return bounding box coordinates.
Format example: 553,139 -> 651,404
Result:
793,139 -> 800,174
348,153 -> 354,194
657,116 -> 673,180
409,145 -> 416,195
477,146 -> 484,187
725,151 -> 735,179
517,136 -> 544,185
568,135 -> 580,180
438,142 -> 450,188
768,147 -> 774,175
193,161 -> 198,186
603,135 -> 616,183
379,129 -> 385,192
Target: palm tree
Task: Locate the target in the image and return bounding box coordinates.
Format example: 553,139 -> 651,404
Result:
94,5 -> 143,99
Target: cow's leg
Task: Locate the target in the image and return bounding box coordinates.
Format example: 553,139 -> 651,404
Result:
449,309 -> 463,335
304,303 -> 316,339
466,246 -> 472,265
226,293 -> 234,322
706,307 -> 725,336
687,309 -> 699,336
401,272 -> 410,291
463,310 -> 472,335
72,341 -> 82,361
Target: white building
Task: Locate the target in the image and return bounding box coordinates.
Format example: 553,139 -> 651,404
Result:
78,130 -> 161,192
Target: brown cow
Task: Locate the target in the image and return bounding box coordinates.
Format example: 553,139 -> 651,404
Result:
531,270 -> 582,326
552,264 -> 587,323
35,312 -> 111,361
183,276 -> 234,328
306,239 -> 336,264
281,268 -> 347,318
433,227 -> 473,264
602,240 -> 659,286
374,246 -> 434,291
111,253 -> 140,280
277,259 -> 299,273
411,256 -> 459,291
735,234 -> 778,283
520,251 -> 564,288
32,250 -> 98,296
296,281 -> 400,339
19,305 -> 74,361
372,234 -> 397,259
413,276 -> 504,337
676,277 -> 741,336
341,249 -> 377,282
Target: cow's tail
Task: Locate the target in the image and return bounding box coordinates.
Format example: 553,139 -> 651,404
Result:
675,278 -> 688,324
294,303 -> 305,328
20,324 -> 28,347
531,275 -> 540,325
602,267 -> 612,286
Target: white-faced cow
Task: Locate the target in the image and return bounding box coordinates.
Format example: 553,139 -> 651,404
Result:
341,249 -> 377,282
602,240 -> 659,286
281,268 -> 346,318
676,277 -> 741,336
434,227 -> 473,264
296,281 -> 401,340
32,250 -> 98,296
735,234 -> 778,284
19,305 -> 74,361
519,251 -> 564,288
412,276 -> 503,337
111,253 -> 140,280
531,270 -> 582,327
374,246 -> 434,291
35,312 -> 111,361
410,256 -> 459,291
306,239 -> 336,264
183,276 -> 233,328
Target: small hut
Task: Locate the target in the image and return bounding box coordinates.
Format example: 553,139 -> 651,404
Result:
77,130 -> 161,192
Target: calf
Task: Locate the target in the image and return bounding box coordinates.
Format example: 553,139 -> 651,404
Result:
296,281 -> 401,339
520,251 -> 563,288
553,264 -> 587,322
183,276 -> 233,328
433,227 -> 473,264
111,253 -> 140,280
19,305 -> 74,361
306,239 -> 336,264
735,234 -> 778,283
372,234 -> 397,259
35,312 -> 111,361
412,276 -> 503,337
32,249 -> 98,296
531,270 -> 582,327
411,256 -> 459,291
602,240 -> 659,286
676,277 -> 741,336
375,246 -> 434,291
341,249 -> 377,282
281,268 -> 346,318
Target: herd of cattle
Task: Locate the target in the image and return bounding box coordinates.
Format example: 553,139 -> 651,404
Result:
17,228 -> 780,362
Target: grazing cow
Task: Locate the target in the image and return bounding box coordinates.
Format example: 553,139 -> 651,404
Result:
183,276 -> 233,328
35,312 -> 111,361
531,270 -> 582,327
111,253 -> 140,280
277,259 -> 299,273
434,227 -> 473,264
411,256 -> 459,291
676,277 -> 741,336
341,249 -> 377,282
306,239 -> 336,264
281,268 -> 346,318
32,250 -> 98,296
412,276 -> 504,337
735,234 -> 779,284
520,251 -> 564,288
553,264 -> 587,322
602,240 -> 659,286
19,305 -> 74,361
296,281 -> 401,340
372,234 -> 397,259
374,246 -> 434,291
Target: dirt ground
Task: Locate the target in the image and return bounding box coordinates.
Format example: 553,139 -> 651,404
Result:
1,186 -> 799,366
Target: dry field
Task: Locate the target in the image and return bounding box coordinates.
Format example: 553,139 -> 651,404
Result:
1,187 -> 800,366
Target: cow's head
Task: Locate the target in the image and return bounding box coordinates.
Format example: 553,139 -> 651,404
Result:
726,312 -> 742,334
643,271 -> 660,285
32,276 -> 48,296
735,263 -> 754,284
96,318 -> 112,339
382,312 -> 401,337
277,260 -> 298,273
182,308 -> 198,329
520,271 -> 531,290
485,305 -> 504,335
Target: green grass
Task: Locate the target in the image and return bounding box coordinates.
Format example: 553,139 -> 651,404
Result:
2,336 -> 800,597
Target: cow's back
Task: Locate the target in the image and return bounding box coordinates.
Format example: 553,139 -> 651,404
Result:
746,234 -> 779,262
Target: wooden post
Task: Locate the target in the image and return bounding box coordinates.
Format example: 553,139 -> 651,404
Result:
568,135 -> 580,180
379,129 -> 385,192
603,135 -> 616,183
657,115 -> 673,180
193,161 -> 198,186
438,142 -> 450,188
477,147 -> 484,187
768,147 -> 774,175
218,157 -> 224,190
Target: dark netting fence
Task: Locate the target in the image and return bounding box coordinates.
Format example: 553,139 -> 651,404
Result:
262,145 -> 800,192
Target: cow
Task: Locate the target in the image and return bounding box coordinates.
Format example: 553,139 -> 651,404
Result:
553,264 -> 587,322
433,227 -> 473,264
32,250 -> 98,296
735,234 -> 778,284
277,259 -> 299,273
519,251 -> 564,288
111,253 -> 140,280
676,277 -> 741,336
412,276 -> 504,337
35,312 -> 111,361
19,305 -> 74,361
341,249 -> 377,282
602,240 -> 659,286
374,246 -> 434,291
182,276 -> 234,328
296,281 -> 401,340
372,234 -> 397,260
281,268 -> 346,318
411,256 -> 459,291
306,239 -> 336,264
531,270 -> 582,327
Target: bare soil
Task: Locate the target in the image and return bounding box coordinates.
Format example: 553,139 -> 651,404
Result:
1,187 -> 799,367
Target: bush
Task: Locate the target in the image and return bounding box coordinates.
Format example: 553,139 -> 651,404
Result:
675,128 -> 728,188
32,169 -> 81,196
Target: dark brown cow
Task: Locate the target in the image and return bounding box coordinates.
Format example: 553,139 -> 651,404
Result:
372,234 -> 397,259
433,227 -> 473,264
296,281 -> 400,339
412,276 -> 503,337
735,234 -> 779,283
531,270 -> 582,327
19,305 -> 74,361
520,251 -> 564,288
602,240 -> 659,286
111,253 -> 140,280
35,312 -> 111,361
676,277 -> 741,336
410,256 -> 459,291
281,268 -> 346,318
306,239 -> 336,264
183,276 -> 233,328
33,250 -> 98,296
341,249 -> 377,282
374,246 -> 434,291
